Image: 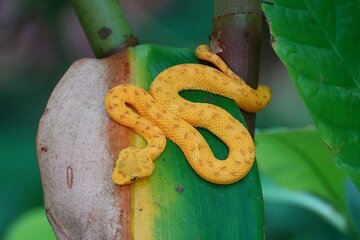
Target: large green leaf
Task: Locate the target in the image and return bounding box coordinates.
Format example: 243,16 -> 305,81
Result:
263,0 -> 360,189
128,44 -> 264,239
256,128 -> 358,236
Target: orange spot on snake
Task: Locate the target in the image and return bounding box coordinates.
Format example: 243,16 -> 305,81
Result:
212,113 -> 220,118
156,113 -> 162,119
225,125 -> 234,130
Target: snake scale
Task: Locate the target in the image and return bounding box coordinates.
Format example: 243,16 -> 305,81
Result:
105,45 -> 271,185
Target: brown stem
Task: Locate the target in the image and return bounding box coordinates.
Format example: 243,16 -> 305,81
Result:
211,0 -> 262,136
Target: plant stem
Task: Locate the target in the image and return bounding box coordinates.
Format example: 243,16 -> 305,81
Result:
211,0 -> 262,136
70,0 -> 137,58
211,1 -> 264,239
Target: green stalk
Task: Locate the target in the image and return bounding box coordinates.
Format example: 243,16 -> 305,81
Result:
70,0 -> 137,58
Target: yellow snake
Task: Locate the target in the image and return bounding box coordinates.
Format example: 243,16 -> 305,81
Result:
105,45 -> 271,185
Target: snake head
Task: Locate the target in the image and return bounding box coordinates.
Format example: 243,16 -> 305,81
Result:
112,147 -> 155,185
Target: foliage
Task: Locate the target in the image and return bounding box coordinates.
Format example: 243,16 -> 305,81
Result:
256,128 -> 359,237
263,0 -> 360,189
2,0 -> 360,239
257,128 -> 346,216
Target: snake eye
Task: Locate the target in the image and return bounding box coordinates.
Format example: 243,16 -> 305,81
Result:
130,176 -> 139,182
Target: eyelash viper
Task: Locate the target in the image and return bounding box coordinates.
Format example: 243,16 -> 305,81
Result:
105,45 -> 271,185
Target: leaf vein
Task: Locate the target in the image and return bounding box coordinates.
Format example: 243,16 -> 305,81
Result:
302,0 -> 358,87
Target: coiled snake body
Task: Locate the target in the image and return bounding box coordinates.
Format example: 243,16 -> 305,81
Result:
105,45 -> 271,185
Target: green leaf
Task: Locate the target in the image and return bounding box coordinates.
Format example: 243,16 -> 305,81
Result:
263,0 -> 360,189
263,178 -> 347,233
256,128 -> 355,234
128,44 -> 264,239
3,207 -> 56,240
264,188 -> 352,240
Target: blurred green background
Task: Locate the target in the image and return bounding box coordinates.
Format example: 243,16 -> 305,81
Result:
0,0 -> 328,239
